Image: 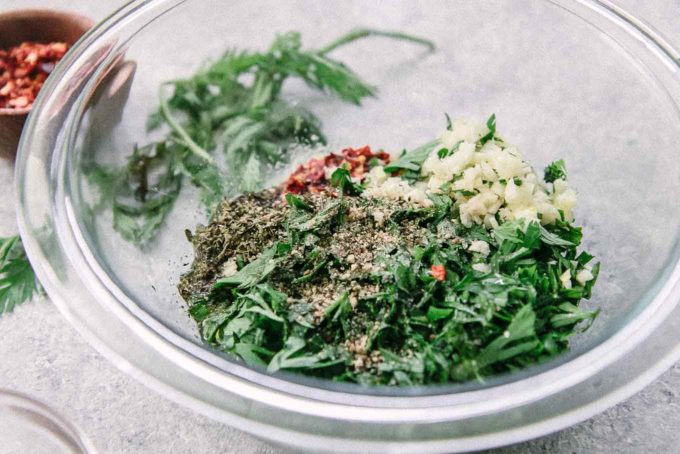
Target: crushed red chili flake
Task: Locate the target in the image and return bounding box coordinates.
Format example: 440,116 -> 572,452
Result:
430,264 -> 446,282
283,145 -> 390,195
0,41 -> 69,109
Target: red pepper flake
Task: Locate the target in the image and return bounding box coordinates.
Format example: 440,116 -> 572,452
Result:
0,42 -> 70,110
430,265 -> 446,282
283,145 -> 390,195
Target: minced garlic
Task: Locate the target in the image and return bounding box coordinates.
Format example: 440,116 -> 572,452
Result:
222,258 -> 238,277
363,117 -> 577,228
575,268 -> 595,285
559,269 -> 573,289
468,240 -> 491,256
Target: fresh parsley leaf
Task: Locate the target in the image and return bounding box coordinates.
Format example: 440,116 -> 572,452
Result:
550,302 -> 599,329
92,28 -> 433,246
88,142 -> 183,247
426,306 -> 453,321
437,140 -> 463,159
538,224 -> 575,247
544,159 -> 567,183
452,188 -> 476,197
330,164 -> 362,196
492,219 -> 525,246
479,113 -> 496,145
0,235 -> 42,315
285,193 -> 312,211
214,243 -> 285,289
286,198 -> 345,234
267,337 -> 344,372
324,292 -> 352,323
234,342 -> 268,366
475,304 -> 538,367
384,140 -> 438,173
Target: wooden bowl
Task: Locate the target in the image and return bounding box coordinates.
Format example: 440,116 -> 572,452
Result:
0,9 -> 94,159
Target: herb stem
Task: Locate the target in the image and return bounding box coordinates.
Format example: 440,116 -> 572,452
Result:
158,85 -> 214,163
317,28 -> 435,56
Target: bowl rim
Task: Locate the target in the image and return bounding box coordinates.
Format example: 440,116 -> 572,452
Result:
0,389 -> 95,453
14,0 -> 680,451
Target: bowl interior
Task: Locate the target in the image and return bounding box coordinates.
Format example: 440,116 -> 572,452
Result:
69,0 -> 680,394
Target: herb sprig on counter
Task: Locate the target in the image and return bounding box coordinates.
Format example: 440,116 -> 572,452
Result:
92,28 -> 434,246
0,235 -> 42,315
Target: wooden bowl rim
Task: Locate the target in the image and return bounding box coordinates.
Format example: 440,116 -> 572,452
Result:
0,8 -> 95,117
0,8 -> 95,30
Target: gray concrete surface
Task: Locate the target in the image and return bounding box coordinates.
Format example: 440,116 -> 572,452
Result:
1,0 -> 679,452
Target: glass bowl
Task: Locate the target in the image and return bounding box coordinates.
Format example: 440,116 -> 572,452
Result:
16,0 -> 680,451
0,390 -> 94,454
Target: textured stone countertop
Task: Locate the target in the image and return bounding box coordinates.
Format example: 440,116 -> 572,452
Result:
1,0 -> 679,452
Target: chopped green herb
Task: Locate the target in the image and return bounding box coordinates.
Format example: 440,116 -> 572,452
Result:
452,189 -> 476,197
214,243 -> 285,289
384,140 -> 439,173
285,193 -> 312,211
479,113 -> 496,145
180,185 -> 599,385
444,113 -> 453,131
544,159 -> 567,183
437,140 -> 464,159
330,164 -> 363,196
177,113 -> 599,386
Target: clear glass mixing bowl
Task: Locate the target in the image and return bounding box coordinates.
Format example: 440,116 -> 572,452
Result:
15,0 -> 680,452
0,390 -> 94,454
